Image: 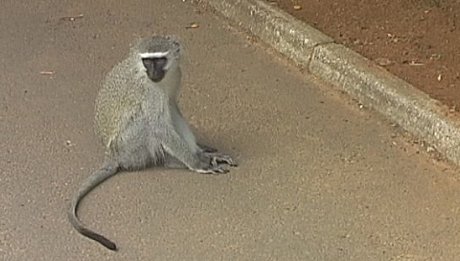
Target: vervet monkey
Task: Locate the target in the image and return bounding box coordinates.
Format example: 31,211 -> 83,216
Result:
68,35 -> 237,251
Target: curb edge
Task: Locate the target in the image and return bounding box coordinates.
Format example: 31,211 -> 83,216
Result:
201,0 -> 460,166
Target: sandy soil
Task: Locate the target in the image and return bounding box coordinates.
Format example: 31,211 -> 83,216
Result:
274,0 -> 460,112
1,0 -> 460,260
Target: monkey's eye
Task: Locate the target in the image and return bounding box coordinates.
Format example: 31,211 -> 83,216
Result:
153,57 -> 168,69
142,57 -> 168,71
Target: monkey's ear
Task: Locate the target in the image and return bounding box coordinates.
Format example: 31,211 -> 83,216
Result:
142,57 -> 168,82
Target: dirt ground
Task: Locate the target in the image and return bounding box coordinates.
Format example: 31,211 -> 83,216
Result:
3,0 -> 460,260
272,0 -> 460,112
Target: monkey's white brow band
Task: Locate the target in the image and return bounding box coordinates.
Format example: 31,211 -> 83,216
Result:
139,52 -> 169,58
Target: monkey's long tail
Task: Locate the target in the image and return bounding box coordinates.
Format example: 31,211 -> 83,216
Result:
68,162 -> 120,251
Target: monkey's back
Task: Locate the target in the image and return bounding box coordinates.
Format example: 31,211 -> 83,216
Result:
94,56 -> 150,151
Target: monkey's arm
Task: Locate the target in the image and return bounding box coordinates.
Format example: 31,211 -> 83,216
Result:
170,102 -> 217,153
197,143 -> 218,153
170,102 -> 200,149
156,126 -> 228,174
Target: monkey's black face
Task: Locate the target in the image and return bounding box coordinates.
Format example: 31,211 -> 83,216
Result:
142,57 -> 168,82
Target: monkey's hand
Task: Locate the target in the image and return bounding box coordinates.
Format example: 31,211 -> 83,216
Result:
192,152 -> 236,174
207,152 -> 238,167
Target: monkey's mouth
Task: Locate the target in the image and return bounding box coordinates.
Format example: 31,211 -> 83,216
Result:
149,69 -> 166,82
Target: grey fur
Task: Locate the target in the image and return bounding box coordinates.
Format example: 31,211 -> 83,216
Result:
68,35 -> 237,251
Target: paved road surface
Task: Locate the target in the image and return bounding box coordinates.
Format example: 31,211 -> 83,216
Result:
1,0 -> 459,260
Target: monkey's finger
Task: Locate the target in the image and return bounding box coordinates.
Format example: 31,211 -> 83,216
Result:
205,168 -> 229,175
211,155 -> 238,167
209,164 -> 230,174
221,156 -> 238,167
211,167 -> 230,174
225,160 -> 238,167
217,160 -> 238,167
194,166 -> 229,174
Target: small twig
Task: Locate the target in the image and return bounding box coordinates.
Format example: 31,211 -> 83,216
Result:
408,61 -> 424,66
59,14 -> 84,22
185,23 -> 199,29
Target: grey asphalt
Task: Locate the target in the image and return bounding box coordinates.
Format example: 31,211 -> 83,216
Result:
1,0 -> 459,260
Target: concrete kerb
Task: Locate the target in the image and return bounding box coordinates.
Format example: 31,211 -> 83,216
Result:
201,0 -> 460,166
200,0 -> 333,67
